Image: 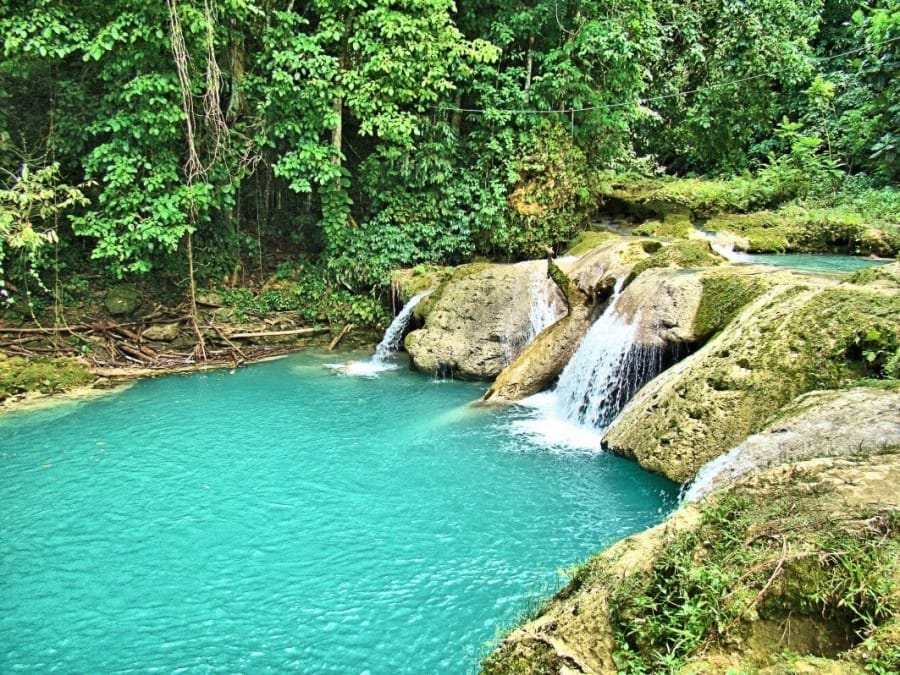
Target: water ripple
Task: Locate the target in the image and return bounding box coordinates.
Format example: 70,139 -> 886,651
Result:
0,352 -> 676,673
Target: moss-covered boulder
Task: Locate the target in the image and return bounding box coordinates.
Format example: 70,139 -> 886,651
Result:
103,285 -> 142,316
482,449 -> 900,675
0,355 -> 95,403
705,205 -> 900,256
604,278 -> 900,483
404,261 -> 565,379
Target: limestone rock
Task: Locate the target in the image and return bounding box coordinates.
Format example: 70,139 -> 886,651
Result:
483,239 -> 661,402
483,452 -> 900,674
142,322 -> 182,342
404,261 -> 565,379
684,386 -> 900,502
603,279 -> 899,483
482,264 -> 607,403
615,267 -> 705,347
103,286 -> 141,316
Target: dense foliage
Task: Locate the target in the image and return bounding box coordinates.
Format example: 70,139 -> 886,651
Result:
1,0 -> 897,315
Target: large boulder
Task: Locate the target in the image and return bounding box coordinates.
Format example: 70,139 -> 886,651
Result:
404,261 -> 565,379
104,286 -> 142,316
484,240 -> 731,403
603,278 -> 900,483
684,386 -> 900,502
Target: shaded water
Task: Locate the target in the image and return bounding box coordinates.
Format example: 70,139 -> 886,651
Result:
0,352 -> 676,673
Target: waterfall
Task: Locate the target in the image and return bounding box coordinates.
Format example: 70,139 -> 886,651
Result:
512,283 -> 675,451
328,290 -> 430,377
699,230 -> 753,263
504,263 -> 566,363
373,290 -> 431,362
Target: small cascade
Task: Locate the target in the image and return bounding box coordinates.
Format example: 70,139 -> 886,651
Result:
373,290 -> 431,362
512,282 -> 678,451
699,230 -> 753,263
554,305 -> 642,431
328,290 -> 430,377
681,444 -> 755,503
503,265 -> 566,363
526,274 -> 563,343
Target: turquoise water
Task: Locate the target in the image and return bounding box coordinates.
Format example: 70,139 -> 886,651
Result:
739,252 -> 893,273
0,352 -> 677,673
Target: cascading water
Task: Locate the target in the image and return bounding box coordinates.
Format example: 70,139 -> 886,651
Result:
698,230 -> 753,263
513,281 -> 675,451
503,264 -> 566,363
373,290 -> 431,362
328,290 -> 430,377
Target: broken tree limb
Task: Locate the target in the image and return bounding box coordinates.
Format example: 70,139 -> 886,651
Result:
227,326 -> 330,339
208,323 -> 248,362
327,324 -> 354,351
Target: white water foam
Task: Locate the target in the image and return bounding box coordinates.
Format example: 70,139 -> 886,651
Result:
699,230 -> 753,263
328,290 -> 430,377
510,281 -> 671,453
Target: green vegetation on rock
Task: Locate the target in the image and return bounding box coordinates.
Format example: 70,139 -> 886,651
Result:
0,355 -> 94,402
609,472 -> 900,674
627,240 -> 723,284
693,274 -> 769,341
605,279 -> 900,483
482,451 -> 900,675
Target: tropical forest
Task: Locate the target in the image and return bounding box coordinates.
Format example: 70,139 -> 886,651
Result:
1,0 -> 899,673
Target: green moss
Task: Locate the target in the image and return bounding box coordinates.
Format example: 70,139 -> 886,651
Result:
793,288 -> 900,384
600,175 -> 775,217
848,263 -> 900,288
0,356 -> 94,402
706,206 -> 900,256
628,239 -> 723,282
564,230 -> 616,256
694,275 -> 768,340
407,262 -> 494,320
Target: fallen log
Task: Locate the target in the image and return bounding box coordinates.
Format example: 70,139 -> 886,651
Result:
227,326 -> 330,339
327,324 -> 354,351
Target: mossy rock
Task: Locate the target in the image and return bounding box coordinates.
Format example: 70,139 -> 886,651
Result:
706,206 -> 900,256
848,261 -> 900,289
103,285 -> 142,316
604,280 -> 900,483
564,230 -> 617,256
693,272 -> 769,340
482,452 -> 900,675
0,356 -> 95,401
626,239 -> 724,284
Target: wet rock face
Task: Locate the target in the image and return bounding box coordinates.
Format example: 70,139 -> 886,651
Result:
684,387 -> 900,501
603,279 -> 899,484
404,261 -> 565,380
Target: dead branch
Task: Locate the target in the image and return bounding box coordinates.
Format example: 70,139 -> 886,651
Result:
227,327 -> 330,339
327,324 -> 354,351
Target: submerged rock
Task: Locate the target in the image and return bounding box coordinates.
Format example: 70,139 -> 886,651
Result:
404,261 -> 565,379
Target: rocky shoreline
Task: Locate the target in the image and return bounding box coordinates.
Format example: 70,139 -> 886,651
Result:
392,234 -> 899,673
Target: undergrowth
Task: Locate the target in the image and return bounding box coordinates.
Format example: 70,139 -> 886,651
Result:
608,488 -> 900,674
